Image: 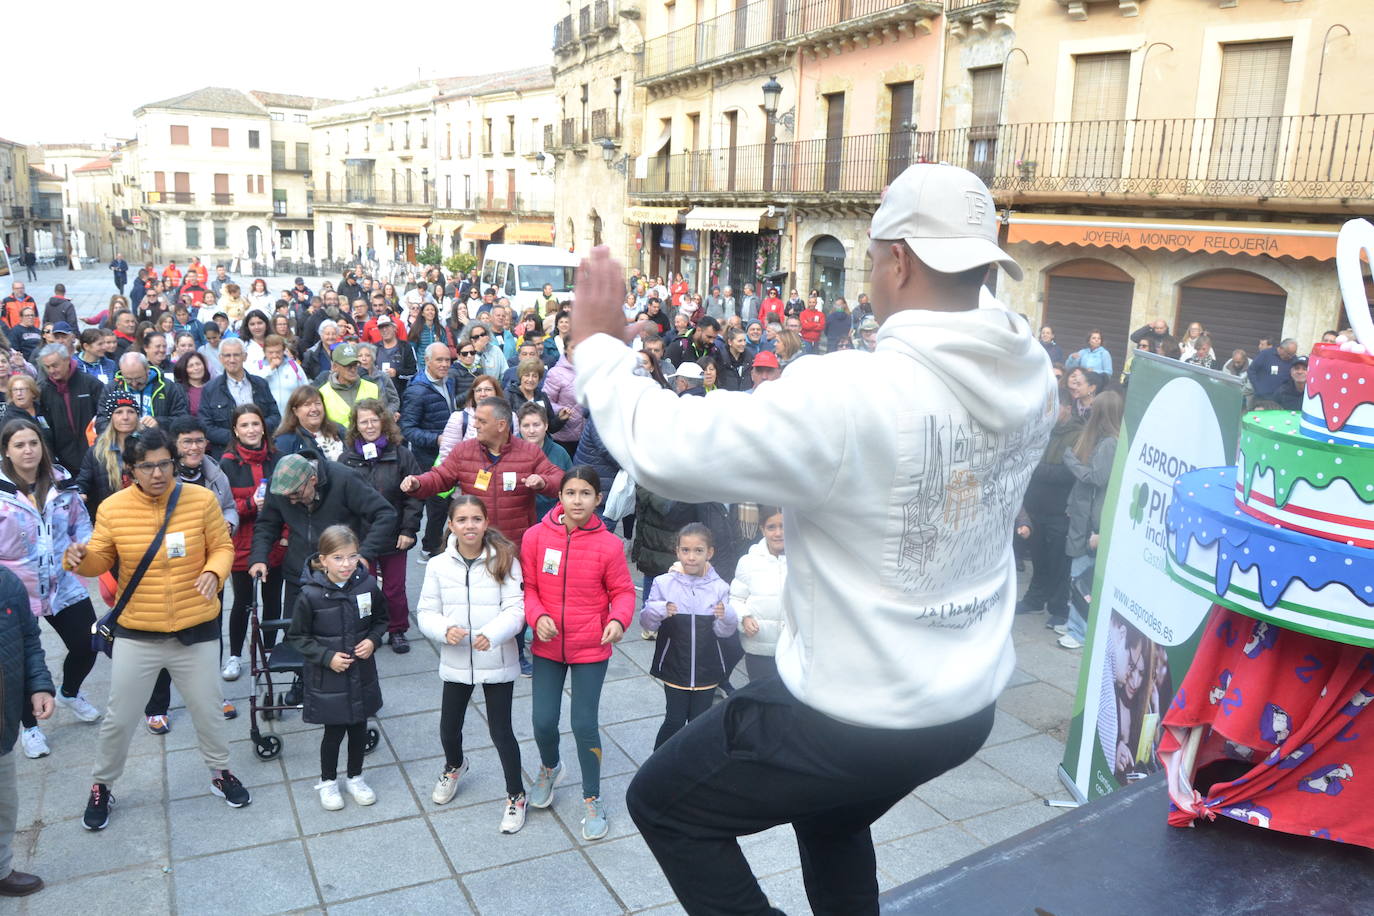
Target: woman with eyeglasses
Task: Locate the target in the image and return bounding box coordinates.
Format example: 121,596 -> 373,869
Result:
65,424 -> 246,832
0,418 -> 102,760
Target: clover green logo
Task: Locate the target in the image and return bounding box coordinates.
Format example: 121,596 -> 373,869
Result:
1130,483 -> 1149,526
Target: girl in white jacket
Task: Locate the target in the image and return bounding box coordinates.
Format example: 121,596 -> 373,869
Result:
417,495 -> 527,833
729,506 -> 787,682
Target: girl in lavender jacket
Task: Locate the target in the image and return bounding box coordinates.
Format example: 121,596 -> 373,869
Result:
640,523 -> 737,749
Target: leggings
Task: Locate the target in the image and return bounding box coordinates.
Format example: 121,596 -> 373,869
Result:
21,599 -> 99,728
321,722 -> 368,781
531,655 -> 609,799
655,685 -> 715,750
440,680 -> 523,798
228,567 -> 284,657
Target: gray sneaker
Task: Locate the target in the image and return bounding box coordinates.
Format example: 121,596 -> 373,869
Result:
528,762 -> 563,809
581,796 -> 608,841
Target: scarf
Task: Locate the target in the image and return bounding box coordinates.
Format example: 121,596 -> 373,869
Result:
353,435 -> 388,458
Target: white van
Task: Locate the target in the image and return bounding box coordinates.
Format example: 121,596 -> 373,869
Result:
479,244 -> 579,315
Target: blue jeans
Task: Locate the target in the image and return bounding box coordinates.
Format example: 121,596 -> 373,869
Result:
531,655 -> 609,798
1066,555 -> 1093,642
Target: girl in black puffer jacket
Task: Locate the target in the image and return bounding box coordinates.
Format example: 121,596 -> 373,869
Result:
287,525 -> 388,811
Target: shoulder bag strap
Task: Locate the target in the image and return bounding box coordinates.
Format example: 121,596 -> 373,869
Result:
105,482 -> 184,627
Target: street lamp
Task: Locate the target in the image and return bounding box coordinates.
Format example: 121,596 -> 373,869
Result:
598,137 -> 628,175
761,76 -> 794,132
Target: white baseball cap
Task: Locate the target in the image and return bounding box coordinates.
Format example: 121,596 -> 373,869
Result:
671,362 -> 705,381
870,164 -> 1022,281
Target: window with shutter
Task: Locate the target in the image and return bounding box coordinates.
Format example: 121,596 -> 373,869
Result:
967,67 -> 1003,183
1210,40 -> 1292,183
211,128 -> 229,147
1069,52 -> 1130,180
170,125 -> 189,145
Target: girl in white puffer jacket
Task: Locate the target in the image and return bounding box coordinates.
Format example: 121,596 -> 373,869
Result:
417,495 -> 528,834
729,507 -> 787,682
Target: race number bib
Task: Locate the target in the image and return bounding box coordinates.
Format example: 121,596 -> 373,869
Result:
475,469 -> 492,491
356,592 -> 372,619
503,472 -> 517,492
542,548 -> 562,575
166,532 -> 186,559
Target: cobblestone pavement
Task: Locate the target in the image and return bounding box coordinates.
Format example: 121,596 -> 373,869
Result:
7,265 -> 1079,914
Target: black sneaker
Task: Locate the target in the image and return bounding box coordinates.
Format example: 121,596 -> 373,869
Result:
391,632 -> 410,654
83,783 -> 114,831
283,676 -> 303,707
211,771 -> 252,808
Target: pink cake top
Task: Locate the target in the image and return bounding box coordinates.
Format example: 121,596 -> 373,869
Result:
1305,343 -> 1374,432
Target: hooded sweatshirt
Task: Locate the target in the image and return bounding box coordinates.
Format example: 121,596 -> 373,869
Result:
575,292 -> 1058,729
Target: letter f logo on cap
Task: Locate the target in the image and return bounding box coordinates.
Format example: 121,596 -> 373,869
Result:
965,190 -> 989,226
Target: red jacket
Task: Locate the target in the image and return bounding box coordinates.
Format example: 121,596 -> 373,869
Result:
521,508 -> 635,664
799,308 -> 826,344
411,434 -> 565,545
759,297 -> 785,326
219,444 -> 287,571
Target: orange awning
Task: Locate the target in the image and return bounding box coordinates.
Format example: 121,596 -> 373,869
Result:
1006,214 -> 1340,262
463,221 -> 505,241
505,223 -> 555,244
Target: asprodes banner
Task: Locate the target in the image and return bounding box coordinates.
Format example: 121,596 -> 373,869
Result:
1059,351 -> 1244,801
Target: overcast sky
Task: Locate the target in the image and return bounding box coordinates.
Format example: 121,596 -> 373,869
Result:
7,0 -> 555,145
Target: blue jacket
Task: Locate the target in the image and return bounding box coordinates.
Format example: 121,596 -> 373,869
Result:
1066,345 -> 1113,376
572,416 -> 619,493
0,566 -> 54,755
400,372 -> 459,465
1248,347 -> 1295,400
534,437 -> 571,520
0,468 -> 91,618
76,355 -> 119,385
197,371 -> 282,450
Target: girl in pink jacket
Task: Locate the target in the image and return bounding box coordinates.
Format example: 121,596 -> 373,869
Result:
521,466 -> 635,840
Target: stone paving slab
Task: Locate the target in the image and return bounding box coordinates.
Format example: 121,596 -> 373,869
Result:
6,267 -> 1086,913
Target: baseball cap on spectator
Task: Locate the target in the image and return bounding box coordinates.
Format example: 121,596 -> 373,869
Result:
294,277 -> 306,285
376,316 -> 393,327
331,343 -> 360,366
870,163 -> 1023,281
859,316 -> 879,332
1293,356 -> 1309,367
270,454 -> 317,495
50,322 -> 74,336
672,362 -> 704,381
752,351 -> 780,370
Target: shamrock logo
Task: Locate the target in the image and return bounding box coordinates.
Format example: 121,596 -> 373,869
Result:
1130,482 -> 1149,526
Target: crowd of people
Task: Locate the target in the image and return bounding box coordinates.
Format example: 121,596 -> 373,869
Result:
0,235 -> 1347,897
0,255 -> 813,897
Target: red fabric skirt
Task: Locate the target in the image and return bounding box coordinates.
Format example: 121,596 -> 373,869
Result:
1160,605 -> 1374,848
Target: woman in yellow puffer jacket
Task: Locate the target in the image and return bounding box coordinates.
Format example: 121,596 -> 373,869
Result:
64,425 -> 247,832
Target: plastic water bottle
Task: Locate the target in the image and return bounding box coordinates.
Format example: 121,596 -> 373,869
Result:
256,481 -> 267,501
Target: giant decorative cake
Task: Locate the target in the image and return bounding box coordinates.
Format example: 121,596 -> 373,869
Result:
1167,218 -> 1374,647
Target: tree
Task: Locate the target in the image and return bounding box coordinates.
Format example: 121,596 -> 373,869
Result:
415,244 -> 443,266
444,252 -> 477,276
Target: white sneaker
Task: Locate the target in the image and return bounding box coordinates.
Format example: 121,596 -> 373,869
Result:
221,656 -> 242,681
20,726 -> 49,759
1058,634 -> 1084,650
500,795 -> 528,834
56,691 -> 102,722
344,775 -> 376,806
432,758 -> 469,805
315,779 -> 344,810
1052,624 -> 1069,637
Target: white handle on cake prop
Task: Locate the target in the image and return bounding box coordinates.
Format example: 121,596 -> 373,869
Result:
1336,218 -> 1374,352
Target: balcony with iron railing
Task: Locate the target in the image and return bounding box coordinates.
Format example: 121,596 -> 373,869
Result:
642,0 -> 942,83
561,118 -> 577,147
628,113 -> 1374,208
316,188 -> 435,209
544,123 -> 555,150
578,5 -> 592,36
144,191 -> 195,205
212,193 -> 234,206
590,109 -> 611,142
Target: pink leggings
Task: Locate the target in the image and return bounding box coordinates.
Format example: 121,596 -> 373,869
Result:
370,552 -> 411,634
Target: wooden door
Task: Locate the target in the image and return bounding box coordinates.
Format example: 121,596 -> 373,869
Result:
726,111 -> 739,191
823,93 -> 845,191
887,82 -> 915,185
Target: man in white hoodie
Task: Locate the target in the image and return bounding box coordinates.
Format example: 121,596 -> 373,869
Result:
571,164 -> 1057,914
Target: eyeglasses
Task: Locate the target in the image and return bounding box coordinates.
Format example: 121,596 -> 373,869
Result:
178,437 -> 207,447
469,331 -> 488,339
458,350 -> 475,357
132,459 -> 174,474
